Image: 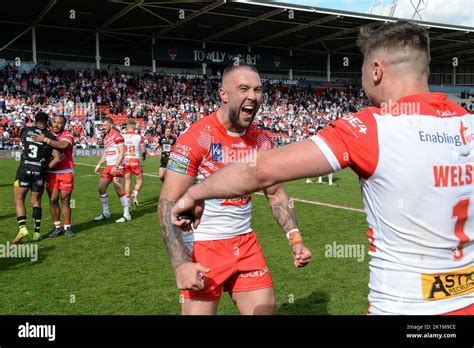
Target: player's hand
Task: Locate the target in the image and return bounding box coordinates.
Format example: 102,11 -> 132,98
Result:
171,193 -> 204,230
292,243 -> 312,268
95,165 -> 101,175
110,166 -> 117,175
175,262 -> 210,290
31,134 -> 45,143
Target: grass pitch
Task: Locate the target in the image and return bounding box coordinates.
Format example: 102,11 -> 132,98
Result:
0,157 -> 368,315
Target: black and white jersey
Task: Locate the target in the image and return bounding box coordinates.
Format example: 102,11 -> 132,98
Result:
19,126 -> 56,171
158,136 -> 177,159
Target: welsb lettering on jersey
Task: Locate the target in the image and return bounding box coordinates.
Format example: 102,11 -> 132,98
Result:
433,165 -> 474,187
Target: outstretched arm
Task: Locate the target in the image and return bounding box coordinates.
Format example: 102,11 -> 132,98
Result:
189,139 -> 330,200
172,139 -> 333,226
32,133 -> 71,150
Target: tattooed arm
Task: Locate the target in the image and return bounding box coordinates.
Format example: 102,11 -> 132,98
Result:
264,184 -> 312,267
266,186 -> 298,235
158,170 -> 210,290
158,198 -> 191,269
264,184 -> 298,235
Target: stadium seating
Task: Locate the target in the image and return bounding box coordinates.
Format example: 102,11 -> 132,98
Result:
1,65 -> 471,151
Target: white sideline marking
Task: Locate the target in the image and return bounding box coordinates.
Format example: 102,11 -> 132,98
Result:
76,162 -> 365,213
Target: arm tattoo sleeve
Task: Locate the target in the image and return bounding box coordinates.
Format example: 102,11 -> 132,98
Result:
271,199 -> 298,235
158,199 -> 191,269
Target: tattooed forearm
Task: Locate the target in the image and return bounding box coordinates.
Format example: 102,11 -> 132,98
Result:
158,199 -> 191,269
271,199 -> 298,235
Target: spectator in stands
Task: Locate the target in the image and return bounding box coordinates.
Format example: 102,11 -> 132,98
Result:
0,65 -> 370,149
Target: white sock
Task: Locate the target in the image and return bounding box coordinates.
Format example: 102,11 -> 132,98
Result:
100,194 -> 110,215
120,195 -> 130,216
54,221 -> 61,229
328,173 -> 333,185
132,190 -> 139,199
64,224 -> 71,229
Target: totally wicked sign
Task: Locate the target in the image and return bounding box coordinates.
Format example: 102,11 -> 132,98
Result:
154,41 -> 291,69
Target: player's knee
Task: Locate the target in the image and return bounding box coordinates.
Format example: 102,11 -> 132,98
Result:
252,288 -> 276,314
62,195 -> 71,207
31,196 -> 41,206
255,296 -> 276,315
14,192 -> 23,203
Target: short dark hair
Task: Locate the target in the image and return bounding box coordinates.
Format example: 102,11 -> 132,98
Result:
222,63 -> 259,81
35,112 -> 49,123
357,20 -> 430,74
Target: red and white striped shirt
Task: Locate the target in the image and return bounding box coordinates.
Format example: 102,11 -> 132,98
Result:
104,129 -> 124,166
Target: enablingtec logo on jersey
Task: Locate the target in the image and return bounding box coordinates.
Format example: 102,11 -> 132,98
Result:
419,121 -> 473,147
419,131 -> 463,146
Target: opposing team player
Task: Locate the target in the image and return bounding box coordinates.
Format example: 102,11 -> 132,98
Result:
173,21 -> 474,315
32,115 -> 76,238
123,119 -> 146,207
94,117 -> 131,223
12,112 -> 61,243
159,64 -> 312,315
158,126 -> 176,182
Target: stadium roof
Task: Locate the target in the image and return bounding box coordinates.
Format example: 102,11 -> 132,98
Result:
1,0 -> 473,66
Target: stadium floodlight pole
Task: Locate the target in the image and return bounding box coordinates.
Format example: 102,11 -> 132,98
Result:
152,36 -> 156,73
95,32 -> 101,70
289,49 -> 293,80
326,52 -> 331,82
29,0 -> 56,64
32,26 -> 37,65
453,64 -> 457,86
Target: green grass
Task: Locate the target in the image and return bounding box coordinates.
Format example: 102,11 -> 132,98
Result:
0,157 -> 368,315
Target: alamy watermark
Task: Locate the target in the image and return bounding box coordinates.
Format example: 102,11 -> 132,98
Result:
325,241 -> 365,262
380,99 -> 421,116
0,242 -> 38,262
18,322 -> 55,341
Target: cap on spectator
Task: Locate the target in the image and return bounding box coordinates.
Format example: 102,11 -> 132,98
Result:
35,112 -> 49,123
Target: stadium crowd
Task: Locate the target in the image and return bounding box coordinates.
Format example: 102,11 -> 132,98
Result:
0,64 -> 392,150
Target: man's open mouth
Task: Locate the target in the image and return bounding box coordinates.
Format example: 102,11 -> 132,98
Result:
241,105 -> 255,116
